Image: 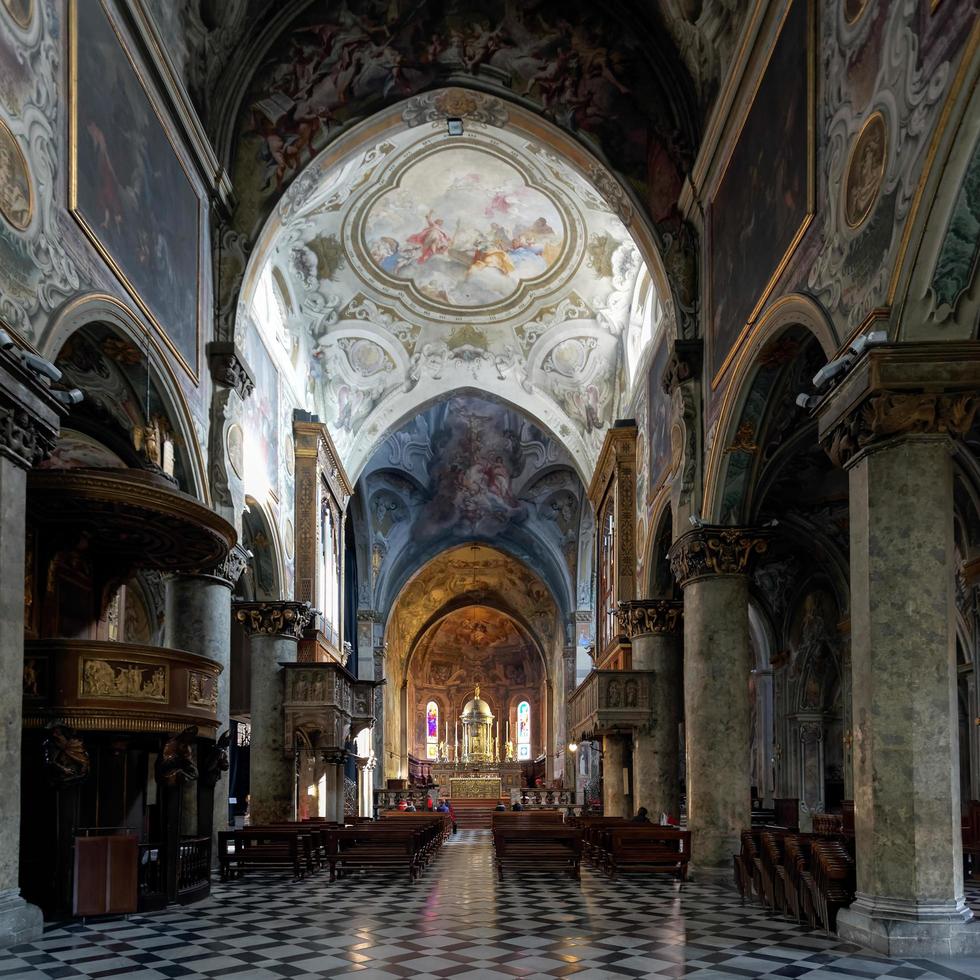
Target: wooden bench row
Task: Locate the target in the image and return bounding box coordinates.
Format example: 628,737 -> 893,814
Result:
577,817 -> 690,880
734,827 -> 855,932
219,815 -> 450,883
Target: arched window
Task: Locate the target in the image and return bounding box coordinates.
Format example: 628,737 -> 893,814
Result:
426,701 -> 439,759
517,700 -> 531,760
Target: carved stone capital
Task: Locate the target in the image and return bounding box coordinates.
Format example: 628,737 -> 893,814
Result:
617,598 -> 683,637
175,543 -> 249,588
815,342 -> 980,469
233,600 -> 313,639
821,390 -> 979,469
668,525 -> 771,587
207,341 -> 255,400
0,344 -> 64,470
662,339 -> 702,394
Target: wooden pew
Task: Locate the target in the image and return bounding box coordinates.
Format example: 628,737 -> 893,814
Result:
329,815 -> 448,881
218,829 -> 310,880
595,827 -> 690,880
493,825 -> 582,881
576,816 -> 627,867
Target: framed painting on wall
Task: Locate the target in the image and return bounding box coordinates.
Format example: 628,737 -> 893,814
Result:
706,0 -> 815,388
69,0 -> 201,380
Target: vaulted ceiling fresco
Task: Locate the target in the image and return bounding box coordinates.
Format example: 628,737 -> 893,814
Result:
244,100 -> 663,481
353,394 -> 590,622
383,543 -> 561,680
226,0 -> 695,233
412,605 -> 543,690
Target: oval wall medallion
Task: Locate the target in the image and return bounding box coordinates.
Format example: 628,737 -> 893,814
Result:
844,111 -> 887,230
0,115 -> 33,231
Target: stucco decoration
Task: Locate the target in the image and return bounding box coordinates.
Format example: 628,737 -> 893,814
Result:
0,2 -> 81,339
804,0 -> 976,331
360,394 -> 585,622
242,92 -> 660,480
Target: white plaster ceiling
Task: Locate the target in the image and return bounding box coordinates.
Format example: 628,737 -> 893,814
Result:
245,107 -> 662,480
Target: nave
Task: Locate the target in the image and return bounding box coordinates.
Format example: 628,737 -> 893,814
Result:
1,832 -> 979,980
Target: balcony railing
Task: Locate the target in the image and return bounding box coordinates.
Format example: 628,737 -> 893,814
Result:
568,669 -> 654,738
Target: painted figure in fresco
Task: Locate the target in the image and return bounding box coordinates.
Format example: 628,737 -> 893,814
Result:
406,211 -> 453,263
0,131 -> 30,229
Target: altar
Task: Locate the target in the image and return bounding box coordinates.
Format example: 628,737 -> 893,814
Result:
432,761 -> 524,794
450,776 -> 501,799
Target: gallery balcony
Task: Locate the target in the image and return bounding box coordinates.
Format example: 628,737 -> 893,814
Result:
283,660 -> 379,758
22,638 -> 222,735
568,669 -> 654,739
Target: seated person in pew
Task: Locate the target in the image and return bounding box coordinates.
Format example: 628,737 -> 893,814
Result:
632,807 -> 651,824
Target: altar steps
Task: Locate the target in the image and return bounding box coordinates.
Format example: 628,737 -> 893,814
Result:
452,798 -> 507,829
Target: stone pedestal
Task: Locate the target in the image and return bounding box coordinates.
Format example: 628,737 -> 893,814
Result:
602,734 -> 628,817
165,546 -> 247,862
619,600 -> 683,821
670,526 -> 769,881
0,344 -> 63,945
817,343 -> 980,955
234,602 -> 313,825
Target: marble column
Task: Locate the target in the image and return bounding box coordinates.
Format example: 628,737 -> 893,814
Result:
619,599 -> 683,820
0,343 -> 62,945
817,349 -> 980,956
602,734 -> 628,817
165,546 -> 247,861
233,601 -> 313,825
669,525 -> 770,880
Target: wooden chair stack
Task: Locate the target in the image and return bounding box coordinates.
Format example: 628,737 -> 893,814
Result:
490,811 -> 582,881
733,824 -> 856,933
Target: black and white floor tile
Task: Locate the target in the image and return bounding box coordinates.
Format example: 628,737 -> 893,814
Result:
2,831 -> 980,979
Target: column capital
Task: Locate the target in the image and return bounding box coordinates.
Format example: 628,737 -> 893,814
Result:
175,543 -> 249,588
668,525 -> 771,587
617,598 -> 683,637
207,341 -> 254,400
815,341 -> 980,469
233,600 -> 314,639
0,343 -> 64,470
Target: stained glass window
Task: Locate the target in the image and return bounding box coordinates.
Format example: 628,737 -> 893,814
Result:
517,700 -> 531,760
426,701 -> 439,759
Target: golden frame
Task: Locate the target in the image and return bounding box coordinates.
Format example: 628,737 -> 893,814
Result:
707,0 -> 816,390
843,110 -> 887,230
67,0 -> 201,383
78,656 -> 170,703
0,113 -> 34,231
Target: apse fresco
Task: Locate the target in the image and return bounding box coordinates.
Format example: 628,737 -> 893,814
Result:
70,0 -> 200,376
235,0 -> 687,229
363,146 -> 564,308
707,0 -> 811,384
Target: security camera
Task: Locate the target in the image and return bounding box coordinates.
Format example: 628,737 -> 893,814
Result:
849,330 -> 888,357
0,328 -> 13,350
796,392 -> 822,410
51,388 -> 84,406
812,356 -> 852,390
763,518 -> 780,528
21,350 -> 62,382
688,514 -> 703,528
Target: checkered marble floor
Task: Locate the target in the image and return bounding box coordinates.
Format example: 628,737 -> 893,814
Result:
2,831 -> 980,980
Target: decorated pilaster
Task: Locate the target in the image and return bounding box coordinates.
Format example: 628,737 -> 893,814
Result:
0,340 -> 63,945
165,545 -> 248,862
618,599 -> 683,820
669,525 -> 770,879
233,601 -> 314,824
206,341 -> 254,537
817,342 -> 980,956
